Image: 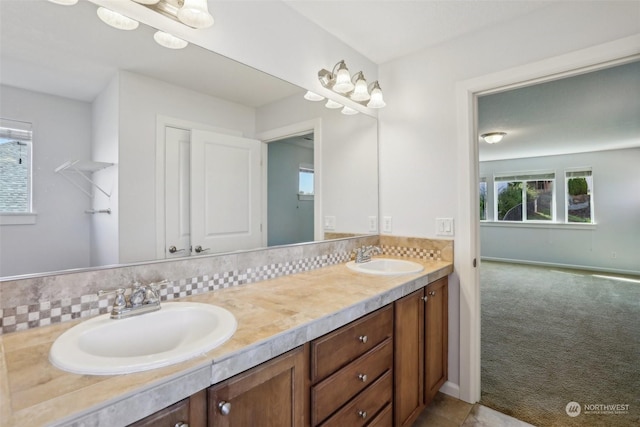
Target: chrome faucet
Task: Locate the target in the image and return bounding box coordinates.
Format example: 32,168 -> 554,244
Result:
354,245 -> 382,263
98,280 -> 166,319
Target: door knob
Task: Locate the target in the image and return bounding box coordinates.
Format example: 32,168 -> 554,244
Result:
168,245 -> 185,254
194,245 -> 210,253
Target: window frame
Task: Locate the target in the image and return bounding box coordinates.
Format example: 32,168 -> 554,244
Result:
565,169 -> 594,224
0,119 -> 35,224
493,172 -> 556,223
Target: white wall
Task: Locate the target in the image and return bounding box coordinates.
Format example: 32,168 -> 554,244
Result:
0,85 -> 92,277
378,1 -> 640,395
117,71 -> 256,264
480,148 -> 640,274
91,74 -> 119,267
256,94 -> 379,235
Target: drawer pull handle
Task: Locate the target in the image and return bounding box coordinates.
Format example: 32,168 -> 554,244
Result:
358,373 -> 368,382
357,410 -> 367,419
174,423 -> 189,427
218,401 -> 231,416
358,335 -> 368,344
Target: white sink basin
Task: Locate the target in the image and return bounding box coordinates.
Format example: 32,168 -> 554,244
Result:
49,302 -> 237,375
346,258 -> 424,276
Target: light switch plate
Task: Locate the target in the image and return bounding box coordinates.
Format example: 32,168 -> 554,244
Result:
324,216 -> 336,230
368,216 -> 378,232
382,216 -> 392,233
436,218 -> 454,236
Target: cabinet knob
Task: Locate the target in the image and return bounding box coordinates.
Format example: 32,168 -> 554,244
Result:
421,296 -> 428,302
358,335 -> 368,344
357,410 -> 367,419
429,290 -> 437,296
218,401 -> 231,416
174,423 -> 189,427
358,373 -> 368,382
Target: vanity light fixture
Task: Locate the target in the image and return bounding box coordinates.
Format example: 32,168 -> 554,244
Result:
304,91 -> 325,101
153,31 -> 188,49
316,60 -> 386,109
47,0 -> 78,5
97,7 -> 140,31
341,106 -> 359,115
481,132 -> 507,144
325,99 -> 343,109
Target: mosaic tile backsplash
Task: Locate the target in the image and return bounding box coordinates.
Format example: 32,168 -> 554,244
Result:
0,236 -> 452,334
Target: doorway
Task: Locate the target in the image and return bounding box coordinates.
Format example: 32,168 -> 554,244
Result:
455,38 -> 639,404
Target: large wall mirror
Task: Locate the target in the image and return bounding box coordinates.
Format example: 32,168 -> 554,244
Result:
0,0 -> 379,278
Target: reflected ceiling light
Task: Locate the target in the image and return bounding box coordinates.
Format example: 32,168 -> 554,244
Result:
177,0 -> 214,29
341,106 -> 359,115
481,132 -> 507,144
325,99 -> 343,109
97,7 -> 139,30
154,31 -> 188,49
47,0 -> 78,5
304,91 -> 325,101
132,0 -> 160,4
314,60 -> 386,110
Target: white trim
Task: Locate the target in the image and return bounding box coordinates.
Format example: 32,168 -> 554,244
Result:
481,257 -> 640,277
0,213 -> 37,225
456,35 -> 640,404
256,119 -> 323,244
480,221 -> 596,230
439,381 -> 460,399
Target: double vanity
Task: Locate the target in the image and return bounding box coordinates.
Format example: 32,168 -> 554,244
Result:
0,252 -> 452,427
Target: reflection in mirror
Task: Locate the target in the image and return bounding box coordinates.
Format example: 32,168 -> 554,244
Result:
0,0 -> 378,278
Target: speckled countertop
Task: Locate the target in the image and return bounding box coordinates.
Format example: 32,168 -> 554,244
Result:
0,258 -> 452,427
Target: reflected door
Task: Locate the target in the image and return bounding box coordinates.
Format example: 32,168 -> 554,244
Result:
190,130 -> 262,254
165,126 -> 192,258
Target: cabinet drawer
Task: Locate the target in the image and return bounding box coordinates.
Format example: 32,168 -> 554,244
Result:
367,402 -> 392,427
312,338 -> 392,425
319,370 -> 392,427
311,305 -> 393,383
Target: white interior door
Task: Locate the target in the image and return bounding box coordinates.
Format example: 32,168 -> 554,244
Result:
164,127 -> 192,258
190,129 -> 262,254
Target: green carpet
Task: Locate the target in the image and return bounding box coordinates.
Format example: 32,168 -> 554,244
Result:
480,261 -> 640,427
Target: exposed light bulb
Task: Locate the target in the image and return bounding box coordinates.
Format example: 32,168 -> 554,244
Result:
350,72 -> 370,102
325,99 -> 343,109
178,0 -> 214,29
304,91 -> 325,101
341,106 -> 359,115
154,31 -> 188,49
97,7 -> 139,31
366,82 -> 386,109
47,0 -> 78,5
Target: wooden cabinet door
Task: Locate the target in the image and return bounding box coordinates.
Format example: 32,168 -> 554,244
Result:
128,390 -> 206,427
393,289 -> 425,427
425,277 -> 448,404
208,346 -> 306,427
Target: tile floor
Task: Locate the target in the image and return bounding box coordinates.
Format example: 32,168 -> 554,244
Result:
412,393 -> 535,427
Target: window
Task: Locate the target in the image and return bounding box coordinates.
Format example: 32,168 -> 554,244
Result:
298,163 -> 314,200
0,119 -> 32,214
566,170 -> 593,223
479,178 -> 487,220
494,172 -> 555,222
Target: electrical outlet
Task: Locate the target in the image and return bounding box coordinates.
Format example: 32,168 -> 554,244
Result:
324,216 -> 336,230
383,216 -> 392,233
436,218 -> 454,236
368,216 -> 378,232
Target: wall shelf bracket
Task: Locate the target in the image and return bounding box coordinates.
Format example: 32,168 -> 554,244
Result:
54,160 -> 115,199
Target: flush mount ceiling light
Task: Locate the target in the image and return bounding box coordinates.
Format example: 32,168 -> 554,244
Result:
481,132 -> 507,144
314,60 -> 386,110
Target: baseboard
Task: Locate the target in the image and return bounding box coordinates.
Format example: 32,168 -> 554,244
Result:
481,257 -> 640,276
439,381 -> 460,399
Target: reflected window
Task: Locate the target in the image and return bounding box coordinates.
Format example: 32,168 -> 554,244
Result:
298,163 -> 314,196
0,119 -> 32,213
